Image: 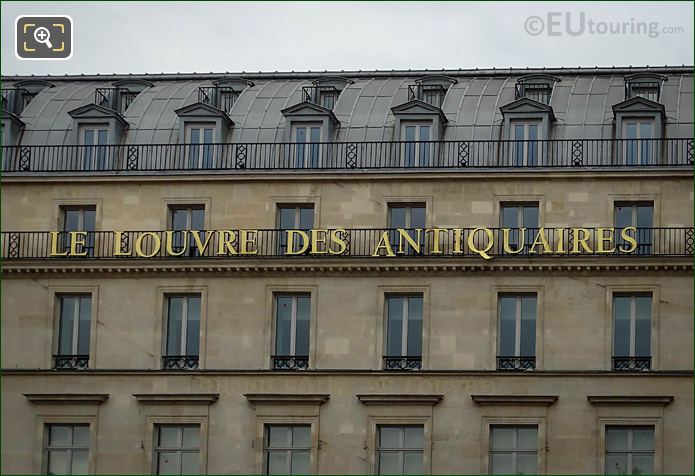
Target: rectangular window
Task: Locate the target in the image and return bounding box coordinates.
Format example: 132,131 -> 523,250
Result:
154,425 -> 200,475
54,295 -> 91,370
377,425 -> 424,475
43,424 -> 90,475
497,294 -> 537,371
500,203 -> 539,253
612,294 -> 652,371
489,425 -> 538,475
622,118 -> 655,165
277,205 -> 314,254
168,205 -> 206,257
614,202 -> 653,255
292,123 -> 322,168
185,123 -> 215,169
273,294 -> 310,370
384,295 -> 423,370
401,122 -> 431,167
79,125 -> 109,170
510,120 -> 540,166
163,295 -> 201,370
264,425 -> 311,475
388,203 -> 426,255
605,426 -> 654,475
60,206 -> 96,256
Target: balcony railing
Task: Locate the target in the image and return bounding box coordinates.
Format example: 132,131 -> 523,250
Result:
2,228 -> 692,260
94,87 -> 137,115
497,356 -> 536,371
2,138 -> 692,173
198,86 -> 239,112
383,356 -> 422,371
408,84 -> 447,108
272,355 -> 309,370
302,85 -> 340,109
161,355 -> 199,370
53,354 -> 89,370
612,356 -> 652,371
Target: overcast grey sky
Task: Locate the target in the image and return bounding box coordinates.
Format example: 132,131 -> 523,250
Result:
1,1 -> 693,76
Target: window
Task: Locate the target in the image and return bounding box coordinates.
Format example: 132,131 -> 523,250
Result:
605,426 -> 654,475
273,294 -> 310,370
384,295 -> 423,370
43,424 -> 89,475
622,118 -> 655,165
163,295 -> 201,370
615,202 -> 653,255
497,294 -> 537,370
612,294 -> 652,371
264,425 -> 311,475
154,425 -> 200,475
291,123 -> 322,168
388,203 -> 426,255
408,84 -> 447,108
168,205 -> 206,257
516,82 -> 552,104
489,426 -> 538,475
500,203 -> 539,253
377,425 -> 424,475
61,206 -> 96,256
317,88 -> 339,110
277,204 -> 314,254
510,120 -> 540,166
54,295 -> 91,370
185,123 -> 215,169
79,125 -> 109,171
400,122 -> 431,167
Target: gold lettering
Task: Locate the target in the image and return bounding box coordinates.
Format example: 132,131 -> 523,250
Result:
216,230 -> 238,256
596,227 -> 616,254
49,231 -> 68,256
426,228 -> 447,254
452,229 -> 464,254
285,230 -> 309,255
570,228 -> 593,254
239,230 -> 258,255
329,229 -> 348,255
528,228 -> 552,254
372,231 -> 395,257
555,228 -> 565,253
468,227 -> 494,260
310,229 -> 328,255
69,231 -> 88,256
164,230 -> 188,257
190,230 -> 213,255
397,228 -> 422,254
113,231 -> 132,256
135,232 -> 161,258
502,228 -> 525,254
618,227 -> 638,253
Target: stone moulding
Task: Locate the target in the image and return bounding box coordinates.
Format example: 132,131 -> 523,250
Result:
132,393 -> 219,405
357,394 -> 443,406
587,395 -> 674,406
471,395 -> 558,406
23,393 -> 109,405
244,393 -> 330,406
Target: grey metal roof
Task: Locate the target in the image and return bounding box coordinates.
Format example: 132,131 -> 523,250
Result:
4,66 -> 693,146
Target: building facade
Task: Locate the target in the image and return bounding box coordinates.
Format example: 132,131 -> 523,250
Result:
1,66 -> 693,474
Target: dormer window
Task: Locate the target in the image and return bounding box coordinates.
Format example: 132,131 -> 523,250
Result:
515,75 -> 560,105
94,79 -> 152,115
198,86 -> 240,113
1,88 -> 35,116
625,74 -> 666,102
302,85 -> 340,110
408,76 -> 456,108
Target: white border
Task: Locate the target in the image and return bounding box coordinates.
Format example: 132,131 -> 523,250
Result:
15,15 -> 74,61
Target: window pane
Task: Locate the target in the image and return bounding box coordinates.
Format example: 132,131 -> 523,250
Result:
404,452 -> 424,474
640,122 -> 652,139
615,205 -> 633,228
405,125 -> 416,141
191,209 -> 205,230
491,427 -> 514,450
291,451 -> 310,475
83,129 -> 94,146
97,129 -> 108,145
275,297 -> 293,355
203,128 -> 213,144
517,427 -> 538,450
158,426 -> 180,447
632,454 -> 654,474
49,425 -> 72,446
498,297 -> 517,356
517,453 -> 538,475
636,206 -> 653,228
490,452 -> 513,474
189,128 -> 200,144
410,207 -> 426,229
310,127 -> 321,143
520,296 -> 536,357
171,209 -> 188,231
634,296 -> 651,357
64,210 -> 80,232
379,427 -> 401,449
157,452 -> 179,475
514,124 -> 525,141
71,450 -> 89,474
606,427 -> 629,451
166,298 -> 184,356
403,426 -> 424,449
185,297 -> 200,356
295,127 -> 307,143
522,206 -> 539,229
295,296 -> 311,355
77,297 -> 91,355
613,297 -> 631,356
267,451 -> 288,474
386,298 -> 404,356
501,206 -> 519,228
378,452 -> 400,475
182,426 -> 200,448
181,452 -> 199,474
73,426 -> 90,447
299,207 -> 314,230
389,207 -> 407,229
47,450 -> 69,474
406,297 -> 423,357
632,427 -> 654,450
292,426 -> 311,447
58,298 -> 76,354
279,207 -> 296,230
268,426 -> 290,447
605,454 -> 629,475
83,210 -> 96,231
626,123 -> 637,140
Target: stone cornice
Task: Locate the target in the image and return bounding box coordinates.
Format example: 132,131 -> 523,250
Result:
133,393 -> 219,405
357,394 -> 443,406
471,395 -> 558,406
24,393 -> 109,405
587,395 -> 674,406
244,393 -> 330,406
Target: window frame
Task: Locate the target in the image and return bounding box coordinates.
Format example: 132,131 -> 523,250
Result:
162,293 -> 202,365
604,425 -> 655,475
184,122 -> 217,169
488,425 -> 539,475
399,120 -> 433,167
481,417 -> 546,475
42,423 -> 91,475
611,292 -> 653,371
496,293 -> 538,370
153,424 -> 201,475
597,418 -> 663,474
383,294 -> 424,370
145,416 -> 208,476
35,416 -> 98,475
290,121 -> 323,168
376,424 -> 425,475
367,416 -> 432,476
155,286 -> 207,370
509,118 -> 542,166
262,424 -> 312,475
49,286 -> 99,370
272,293 -> 312,369
77,123 -> 110,171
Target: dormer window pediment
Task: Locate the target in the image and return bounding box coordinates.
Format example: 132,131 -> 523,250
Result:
281,101 -> 339,143
68,103 -> 128,126
391,99 -> 447,141
68,103 -> 128,147
282,101 -> 339,126
175,101 -> 233,145
613,96 -> 665,116
500,97 -> 556,120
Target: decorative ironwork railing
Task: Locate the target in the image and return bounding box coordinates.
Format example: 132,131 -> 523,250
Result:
53,354 -> 89,370
302,85 -> 340,109
198,86 -> 239,112
1,228 -> 692,260
161,355 -> 199,370
497,356 -> 536,371
2,138 -> 692,172
383,356 -> 422,370
408,84 -> 447,107
612,356 -> 652,371
94,87 -> 137,115
272,355 -> 309,370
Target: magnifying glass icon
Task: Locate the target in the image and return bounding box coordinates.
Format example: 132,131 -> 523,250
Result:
33,27 -> 53,49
